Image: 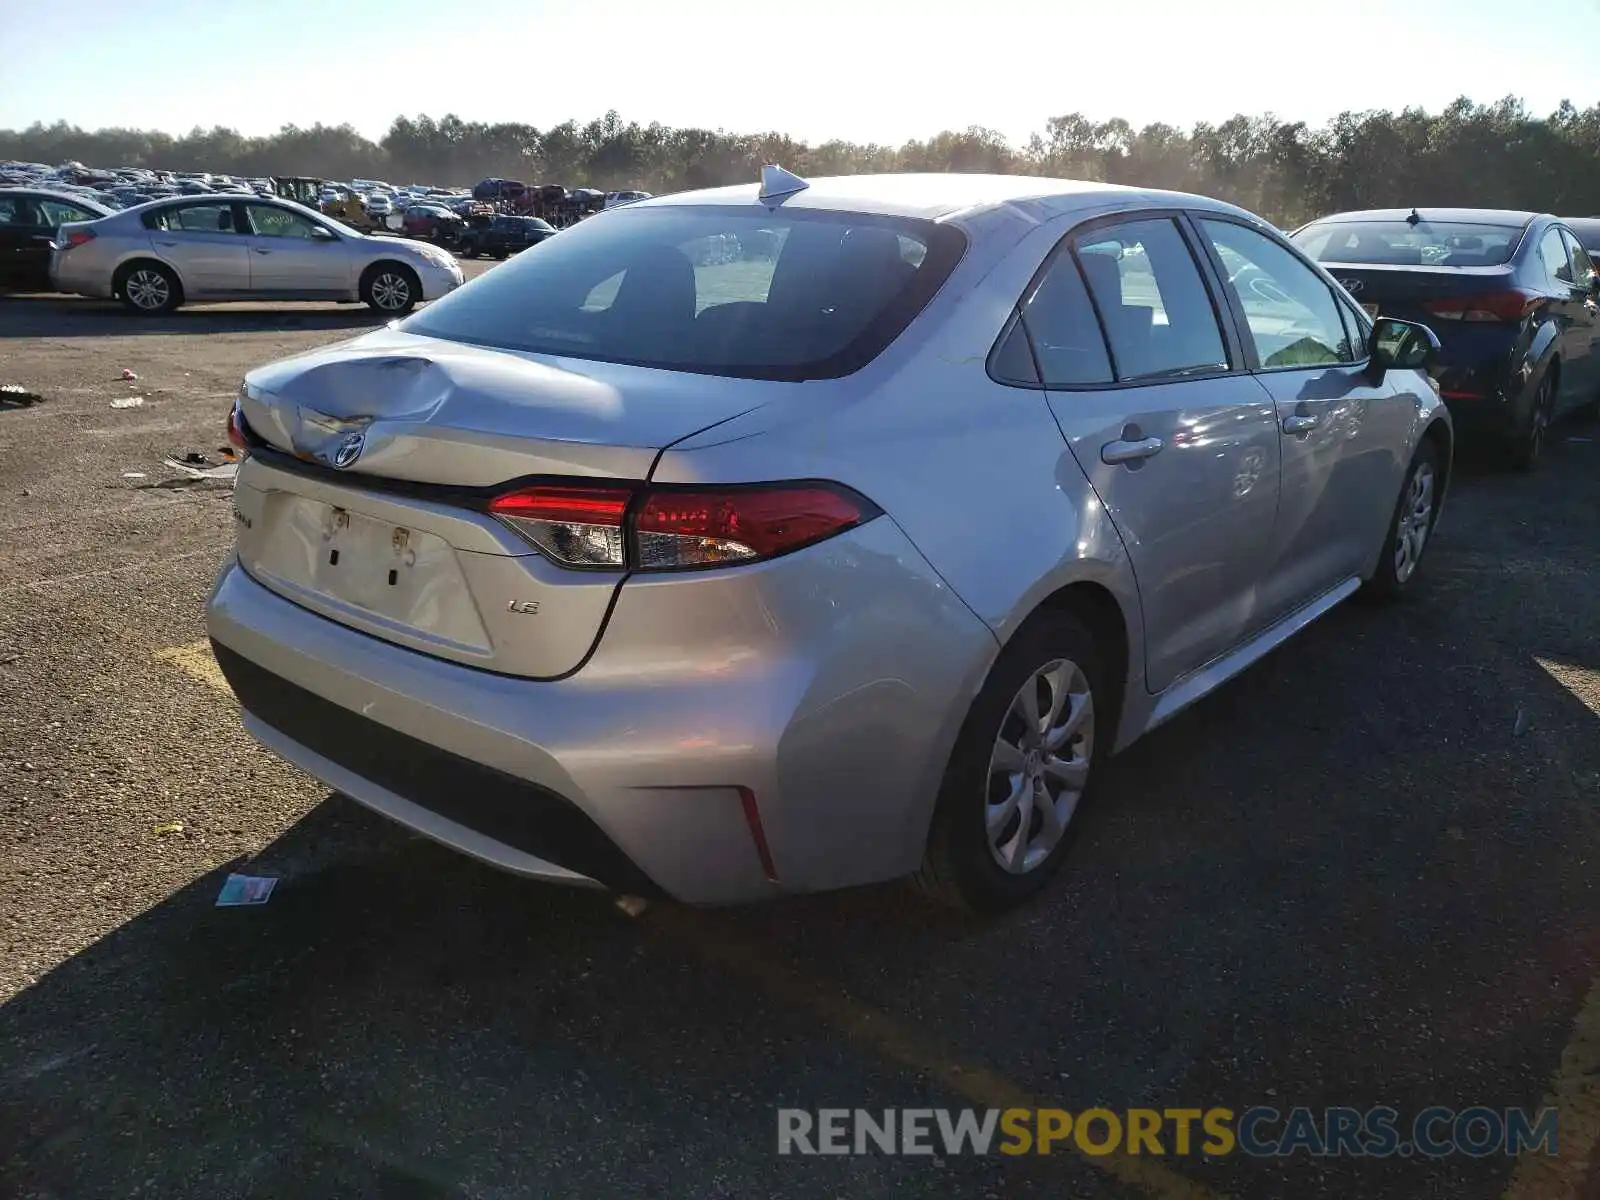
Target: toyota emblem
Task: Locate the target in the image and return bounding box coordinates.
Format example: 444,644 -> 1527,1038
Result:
332,432 -> 365,469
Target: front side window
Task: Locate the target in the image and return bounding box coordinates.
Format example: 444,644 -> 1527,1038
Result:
38,200 -> 95,225
401,206 -> 966,381
1537,227 -> 1572,285
1199,219 -> 1356,368
245,204 -> 322,239
1562,229 -> 1595,282
1073,218 -> 1229,381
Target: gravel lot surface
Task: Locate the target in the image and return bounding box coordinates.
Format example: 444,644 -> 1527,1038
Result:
1,274 -> 1597,1199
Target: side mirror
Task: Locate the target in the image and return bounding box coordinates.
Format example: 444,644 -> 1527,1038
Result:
309,225 -> 337,241
1368,317 -> 1441,376
1588,270 -> 1600,296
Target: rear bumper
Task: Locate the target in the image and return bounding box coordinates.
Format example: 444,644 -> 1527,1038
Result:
1431,326 -> 1525,438
49,252 -> 111,299
205,518 -> 998,904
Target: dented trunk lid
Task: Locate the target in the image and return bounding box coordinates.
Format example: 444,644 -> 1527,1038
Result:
232,327 -> 786,677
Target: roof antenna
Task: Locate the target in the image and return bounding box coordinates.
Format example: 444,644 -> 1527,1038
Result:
1406,208 -> 1422,226
758,164 -> 809,204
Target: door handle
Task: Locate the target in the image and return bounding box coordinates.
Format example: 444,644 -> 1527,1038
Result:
156,240 -> 178,248
253,248 -> 272,255
29,234 -> 52,242
1101,436 -> 1164,465
1282,413 -> 1322,435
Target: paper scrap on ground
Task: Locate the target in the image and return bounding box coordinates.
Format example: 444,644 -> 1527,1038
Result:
154,821 -> 184,836
215,874 -> 278,907
162,456 -> 238,482
110,396 -> 144,409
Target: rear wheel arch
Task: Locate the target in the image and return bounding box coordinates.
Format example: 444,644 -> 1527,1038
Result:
1420,415 -> 1453,503
1016,580 -> 1131,753
114,256 -> 185,303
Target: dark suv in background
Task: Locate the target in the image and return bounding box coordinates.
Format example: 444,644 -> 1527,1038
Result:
458,214 -> 558,260
1292,208 -> 1600,468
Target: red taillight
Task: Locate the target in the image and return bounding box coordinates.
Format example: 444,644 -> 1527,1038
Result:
488,485 -> 631,567
635,486 -> 869,569
60,229 -> 95,250
486,482 -> 875,571
226,400 -> 250,456
1422,290 -> 1540,323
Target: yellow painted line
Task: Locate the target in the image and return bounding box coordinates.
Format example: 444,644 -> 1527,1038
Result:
643,905 -> 1224,1200
153,638 -> 233,697
1501,971 -> 1600,1200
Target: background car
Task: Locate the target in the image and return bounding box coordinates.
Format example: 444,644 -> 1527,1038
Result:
400,203 -> 465,244
1292,207 -> 1600,467
208,171 -> 1451,914
1560,215 -> 1600,262
457,213 -> 556,258
0,188 -> 113,290
50,194 -> 464,314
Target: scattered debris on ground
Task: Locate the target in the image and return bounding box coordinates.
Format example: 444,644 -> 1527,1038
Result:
215,874 -> 277,907
153,821 -> 185,837
161,453 -> 238,483
109,396 -> 144,409
120,368 -> 137,381
1,384 -> 44,408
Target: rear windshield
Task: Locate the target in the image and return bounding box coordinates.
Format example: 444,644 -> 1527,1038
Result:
400,205 -> 966,381
1291,219 -> 1525,267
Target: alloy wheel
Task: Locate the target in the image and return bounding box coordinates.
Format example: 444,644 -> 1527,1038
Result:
1393,460 -> 1435,584
370,272 -> 411,311
126,269 -> 170,311
985,659 -> 1095,875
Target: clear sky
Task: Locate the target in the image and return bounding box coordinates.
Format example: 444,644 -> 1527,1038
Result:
3,0 -> 1599,146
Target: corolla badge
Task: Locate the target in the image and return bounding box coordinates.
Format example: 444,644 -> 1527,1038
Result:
332,431 -> 366,468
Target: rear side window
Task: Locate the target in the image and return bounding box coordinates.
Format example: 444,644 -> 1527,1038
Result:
143,204 -> 238,233
1074,218 -> 1229,381
401,206 -> 966,381
1014,250 -> 1113,386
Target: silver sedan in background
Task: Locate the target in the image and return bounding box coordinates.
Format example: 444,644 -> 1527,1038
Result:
207,170 -> 1452,913
50,195 -> 464,314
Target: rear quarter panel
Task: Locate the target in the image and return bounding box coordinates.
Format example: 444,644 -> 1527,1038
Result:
652,200 -> 1152,792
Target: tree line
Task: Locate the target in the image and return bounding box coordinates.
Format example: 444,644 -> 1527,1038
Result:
5,97 -> 1600,228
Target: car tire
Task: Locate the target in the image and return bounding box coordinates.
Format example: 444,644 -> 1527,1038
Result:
1361,437 -> 1442,601
492,249 -> 509,261
359,263 -> 420,316
914,609 -> 1105,914
115,260 -> 181,315
1509,370 -> 1556,471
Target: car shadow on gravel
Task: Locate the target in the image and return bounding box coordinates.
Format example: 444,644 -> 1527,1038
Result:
0,297 -> 387,338
2,448 -> 1598,1200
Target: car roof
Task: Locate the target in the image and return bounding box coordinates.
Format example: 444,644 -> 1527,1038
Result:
629,172 -> 1257,222
1307,207 -> 1544,227
0,187 -> 113,213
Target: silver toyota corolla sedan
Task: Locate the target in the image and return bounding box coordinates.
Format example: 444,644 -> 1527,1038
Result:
206,169 -> 1451,912
50,194 -> 463,315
